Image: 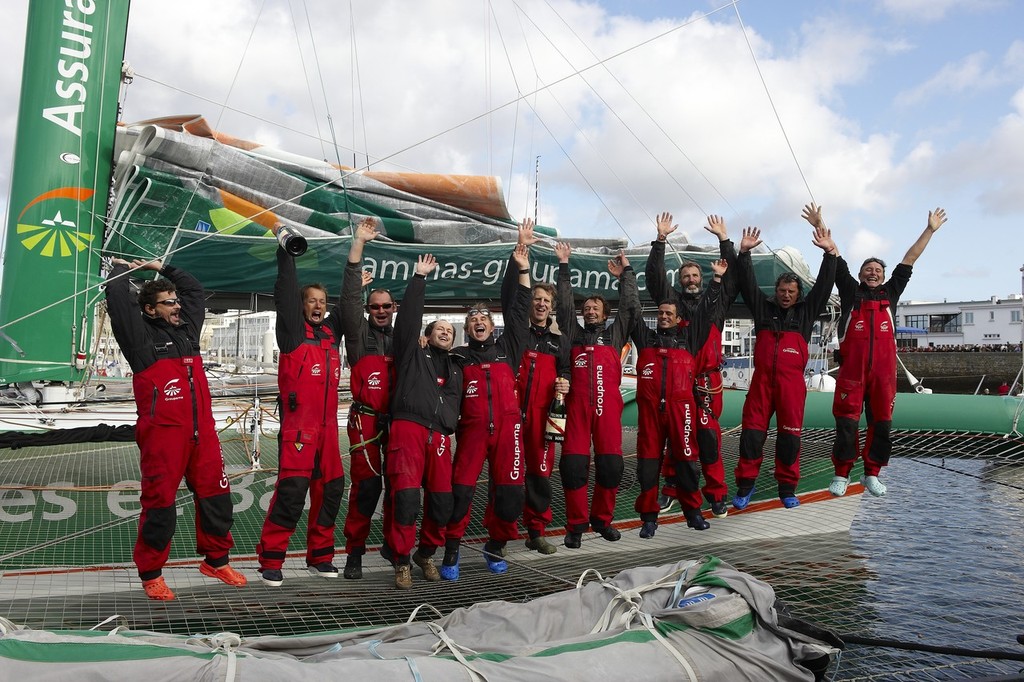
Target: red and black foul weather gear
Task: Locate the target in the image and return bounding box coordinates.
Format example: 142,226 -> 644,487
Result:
257,248 -> 345,572
734,250 -> 837,498
447,261 -> 531,553
631,279 -> 723,521
105,263 -> 235,581
555,262 -> 641,534
831,258 -> 911,478
384,274 -> 462,566
339,261 -> 395,559
644,238 -> 738,505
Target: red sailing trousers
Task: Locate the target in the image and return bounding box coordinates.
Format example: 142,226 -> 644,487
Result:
384,420 -> 453,559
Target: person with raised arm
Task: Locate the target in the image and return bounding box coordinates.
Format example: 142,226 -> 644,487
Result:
732,206 -> 838,510
555,243 -> 641,549
508,263 -> 571,555
645,212 -> 740,519
439,222 -> 534,580
825,208 -> 947,498
106,258 -> 246,600
383,254 -> 462,589
339,218 -> 396,580
256,239 -> 346,587
632,257 -> 729,537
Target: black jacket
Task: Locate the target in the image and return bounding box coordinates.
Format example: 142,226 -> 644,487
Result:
389,274 -> 462,434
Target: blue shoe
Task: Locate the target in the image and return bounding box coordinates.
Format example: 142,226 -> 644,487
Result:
483,552 -> 508,574
781,495 -> 800,509
732,486 -> 755,510
439,551 -> 460,581
258,568 -> 283,587
638,521 -> 657,539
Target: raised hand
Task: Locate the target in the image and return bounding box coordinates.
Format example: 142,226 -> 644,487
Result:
512,242 -> 530,270
739,227 -> 762,254
131,258 -> 163,272
710,258 -> 728,278
801,203 -> 825,229
517,217 -> 539,246
554,241 -> 571,264
704,214 -> 728,241
811,225 -> 836,254
415,253 -> 438,276
361,269 -> 374,288
607,249 -> 630,277
655,212 -> 677,240
927,207 -> 947,232
355,217 -> 379,243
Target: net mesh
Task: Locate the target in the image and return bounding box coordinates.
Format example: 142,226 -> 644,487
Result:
1,402 -> 1022,680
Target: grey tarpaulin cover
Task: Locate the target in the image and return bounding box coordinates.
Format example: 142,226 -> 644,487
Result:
0,556 -> 840,680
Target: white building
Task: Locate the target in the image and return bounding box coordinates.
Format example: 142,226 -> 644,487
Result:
896,294 -> 1024,349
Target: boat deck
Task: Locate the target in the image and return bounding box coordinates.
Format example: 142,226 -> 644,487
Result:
2,427 -> 1023,679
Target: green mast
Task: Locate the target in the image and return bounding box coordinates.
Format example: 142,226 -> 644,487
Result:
0,0 -> 131,385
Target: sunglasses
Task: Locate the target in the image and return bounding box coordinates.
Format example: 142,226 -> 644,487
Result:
367,302 -> 394,311
467,308 -> 491,317
156,298 -> 180,307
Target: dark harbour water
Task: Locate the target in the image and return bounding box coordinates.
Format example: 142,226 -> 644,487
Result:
784,455 -> 1024,679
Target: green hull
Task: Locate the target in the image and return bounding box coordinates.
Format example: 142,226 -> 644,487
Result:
623,389 -> 1023,435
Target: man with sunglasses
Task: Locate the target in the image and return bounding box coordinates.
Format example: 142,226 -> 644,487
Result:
256,237 -> 345,587
631,257 -> 727,538
644,213 -> 740,521
339,218 -> 396,580
731,206 -> 838,511
105,258 -> 246,601
555,243 -> 641,549
440,225 -> 533,579
824,207 -> 947,499
385,254 -> 461,589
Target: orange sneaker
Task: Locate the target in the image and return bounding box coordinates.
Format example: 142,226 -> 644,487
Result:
199,561 -> 248,587
142,576 -> 176,601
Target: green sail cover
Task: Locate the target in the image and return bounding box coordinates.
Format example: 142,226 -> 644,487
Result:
0,0 -> 130,384
104,123 -> 810,307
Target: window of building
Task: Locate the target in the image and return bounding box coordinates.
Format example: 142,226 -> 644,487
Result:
1011,310 -> 1022,323
904,314 -> 928,330
964,312 -> 974,324
990,311 -> 995,321
929,313 -> 961,334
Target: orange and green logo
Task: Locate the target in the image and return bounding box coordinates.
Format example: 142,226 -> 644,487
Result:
16,187 -> 96,257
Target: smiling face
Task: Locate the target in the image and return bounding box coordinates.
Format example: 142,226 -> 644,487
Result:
530,286 -> 554,326
302,286 -> 328,325
679,264 -> 703,295
582,297 -> 607,326
858,260 -> 886,289
427,320 -> 455,350
464,305 -> 495,342
148,292 -> 181,325
656,303 -> 680,330
366,290 -> 395,327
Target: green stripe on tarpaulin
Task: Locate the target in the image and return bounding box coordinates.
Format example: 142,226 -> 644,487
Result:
0,638 -> 229,663
656,612 -> 756,641
445,627 -> 657,662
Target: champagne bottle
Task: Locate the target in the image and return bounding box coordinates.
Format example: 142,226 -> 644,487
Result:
544,393 -> 567,443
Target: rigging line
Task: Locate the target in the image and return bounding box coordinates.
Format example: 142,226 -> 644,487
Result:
488,0 -> 525,217
731,1 -> 815,205
530,0 -> 718,220
493,9 -> 637,244
290,0 -> 328,162
510,7 -> 544,220
519,97 -> 629,242
349,2 -> 370,172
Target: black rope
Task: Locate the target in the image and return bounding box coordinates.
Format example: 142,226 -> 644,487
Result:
841,633 -> 1024,662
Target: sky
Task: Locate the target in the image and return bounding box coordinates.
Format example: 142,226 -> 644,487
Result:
1,0 -> 1023,303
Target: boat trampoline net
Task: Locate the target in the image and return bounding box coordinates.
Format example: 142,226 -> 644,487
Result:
1,411 -> 1022,681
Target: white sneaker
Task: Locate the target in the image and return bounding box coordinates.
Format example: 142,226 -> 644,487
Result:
828,476 -> 849,497
862,475 -> 887,497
